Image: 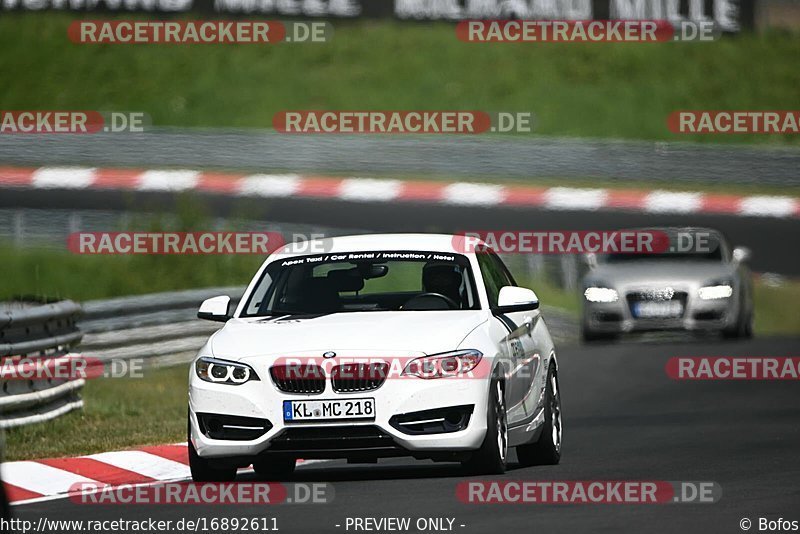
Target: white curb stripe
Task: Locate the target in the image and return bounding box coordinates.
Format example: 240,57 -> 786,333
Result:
238,174 -> 300,197
137,170 -> 199,192
32,167 -> 96,189
2,461 -> 103,495
545,187 -> 608,210
339,178 -> 402,201
645,191 -> 703,213
85,451 -> 190,481
442,182 -> 506,205
739,196 -> 797,218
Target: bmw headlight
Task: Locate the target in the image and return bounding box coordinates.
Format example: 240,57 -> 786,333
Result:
195,357 -> 259,385
584,287 -> 619,303
698,281 -> 733,300
402,349 -> 483,379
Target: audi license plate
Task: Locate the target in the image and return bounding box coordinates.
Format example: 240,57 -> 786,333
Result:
633,300 -> 683,318
283,398 -> 375,422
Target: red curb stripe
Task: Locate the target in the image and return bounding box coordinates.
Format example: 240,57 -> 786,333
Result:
93,168 -> 142,190
501,185 -> 548,206
605,189 -> 650,210
397,181 -> 447,201
4,482 -> 43,503
0,166 -> 35,186
37,457 -> 152,486
701,194 -> 745,215
296,176 -> 344,197
137,444 -> 190,465
197,173 -> 246,194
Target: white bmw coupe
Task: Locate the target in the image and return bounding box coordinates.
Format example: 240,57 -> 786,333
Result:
188,234 -> 561,480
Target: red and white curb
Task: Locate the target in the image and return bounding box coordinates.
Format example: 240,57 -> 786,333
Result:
1,443 -> 318,506
1,166 -> 798,218
2,444 -> 190,505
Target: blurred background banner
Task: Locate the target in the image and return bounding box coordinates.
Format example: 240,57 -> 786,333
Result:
0,0 -> 769,31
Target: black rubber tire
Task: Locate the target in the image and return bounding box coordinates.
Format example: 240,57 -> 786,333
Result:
722,305 -> 752,339
462,377 -> 507,475
253,457 -> 296,480
188,412 -> 238,482
516,363 -> 562,467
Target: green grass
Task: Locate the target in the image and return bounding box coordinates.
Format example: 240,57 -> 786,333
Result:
753,278 -> 800,335
0,199 -> 264,301
0,14 -> 799,145
1,244 -> 261,301
4,365 -> 188,461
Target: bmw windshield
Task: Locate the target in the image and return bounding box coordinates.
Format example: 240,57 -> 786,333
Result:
241,251 -> 480,316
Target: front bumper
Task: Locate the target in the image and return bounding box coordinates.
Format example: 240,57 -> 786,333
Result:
583,288 -> 739,334
188,355 -> 491,462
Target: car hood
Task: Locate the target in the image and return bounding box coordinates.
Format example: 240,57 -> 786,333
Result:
585,261 -> 735,287
210,311 -> 488,361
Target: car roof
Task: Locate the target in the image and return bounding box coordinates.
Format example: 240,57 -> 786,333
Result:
273,233 -> 477,257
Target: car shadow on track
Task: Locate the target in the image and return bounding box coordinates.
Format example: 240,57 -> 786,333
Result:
237,457 -> 535,483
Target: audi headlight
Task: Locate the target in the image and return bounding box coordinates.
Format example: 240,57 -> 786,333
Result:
402,349 -> 483,379
195,357 -> 259,385
584,287 -> 619,303
698,283 -> 733,300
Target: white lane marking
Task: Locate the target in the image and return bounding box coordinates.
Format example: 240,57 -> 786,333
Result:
739,196 -> 797,218
85,451 -> 190,480
645,190 -> 702,213
32,167 -> 96,189
1,461 -> 103,495
238,174 -> 300,197
442,182 -> 505,205
544,187 -> 608,210
339,178 -> 402,202
136,170 -> 199,191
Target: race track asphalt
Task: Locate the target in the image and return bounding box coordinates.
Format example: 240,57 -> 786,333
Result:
14,335 -> 800,534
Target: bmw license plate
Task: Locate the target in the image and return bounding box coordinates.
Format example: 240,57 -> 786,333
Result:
283,398 -> 375,422
633,300 -> 683,318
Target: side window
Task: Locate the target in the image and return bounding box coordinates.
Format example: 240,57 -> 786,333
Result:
477,253 -> 504,307
489,253 -> 516,288
245,271 -> 273,315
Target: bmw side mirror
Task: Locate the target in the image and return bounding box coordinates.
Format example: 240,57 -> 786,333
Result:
198,295 -> 231,322
495,286 -> 539,314
732,247 -> 751,264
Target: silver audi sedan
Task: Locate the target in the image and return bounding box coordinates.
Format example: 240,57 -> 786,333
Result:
581,228 -> 754,342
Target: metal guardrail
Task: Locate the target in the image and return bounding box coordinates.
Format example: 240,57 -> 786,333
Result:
78,287 -> 245,368
0,129 -> 798,186
0,300 -> 84,428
